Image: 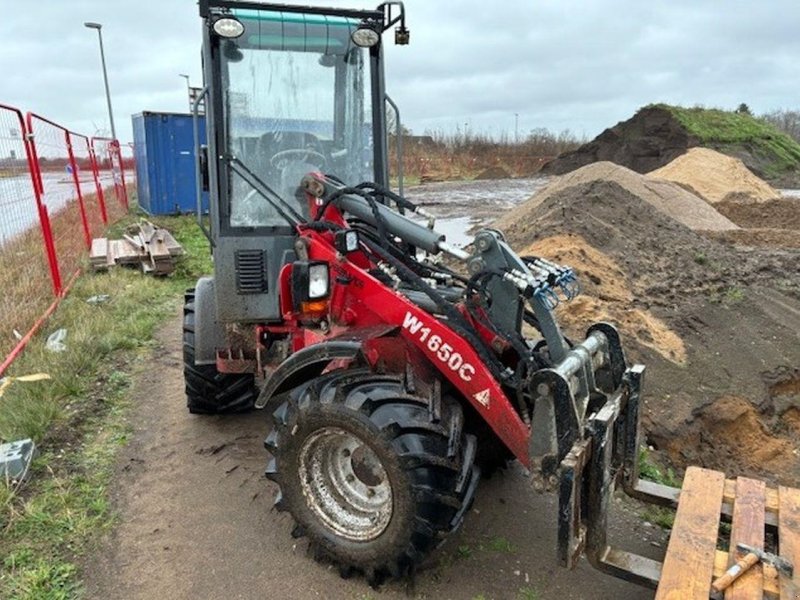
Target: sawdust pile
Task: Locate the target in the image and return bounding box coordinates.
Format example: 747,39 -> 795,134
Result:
649,147 -> 780,203
522,234 -> 686,363
494,161 -> 737,232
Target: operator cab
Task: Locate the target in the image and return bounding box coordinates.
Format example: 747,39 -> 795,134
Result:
222,12 -> 376,225
198,1 -> 405,323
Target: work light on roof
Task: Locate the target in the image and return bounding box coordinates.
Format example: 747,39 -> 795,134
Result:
351,24 -> 380,48
212,16 -> 245,39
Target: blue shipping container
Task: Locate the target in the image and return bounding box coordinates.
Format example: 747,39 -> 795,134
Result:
131,112 -> 208,215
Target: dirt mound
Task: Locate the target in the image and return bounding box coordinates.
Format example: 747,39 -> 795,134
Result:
541,106 -> 692,175
705,229 -> 800,249
657,395 -> 799,486
716,197 -> 800,230
523,234 -> 686,363
493,178 -> 800,484
495,161 -> 737,233
474,165 -> 511,180
707,196 -> 800,248
497,179 -> 797,305
541,104 -> 800,186
648,148 -> 780,203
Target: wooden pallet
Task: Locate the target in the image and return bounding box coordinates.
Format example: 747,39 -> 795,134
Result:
655,466 -> 800,600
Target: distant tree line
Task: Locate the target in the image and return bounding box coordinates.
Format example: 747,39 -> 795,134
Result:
760,109 -> 800,143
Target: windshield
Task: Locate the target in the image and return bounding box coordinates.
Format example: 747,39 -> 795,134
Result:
221,10 -> 374,227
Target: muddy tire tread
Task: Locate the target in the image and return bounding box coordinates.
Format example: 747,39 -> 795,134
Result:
265,368 -> 479,586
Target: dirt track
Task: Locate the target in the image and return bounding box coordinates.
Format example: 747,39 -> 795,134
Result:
82,315 -> 664,600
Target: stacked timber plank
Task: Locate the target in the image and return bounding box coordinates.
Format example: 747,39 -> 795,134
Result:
90,221 -> 183,275
654,466 -> 800,599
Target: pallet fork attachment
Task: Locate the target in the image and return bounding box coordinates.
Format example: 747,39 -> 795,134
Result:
558,363 -> 670,588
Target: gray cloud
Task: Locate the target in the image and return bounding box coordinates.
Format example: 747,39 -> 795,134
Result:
2,0 -> 798,143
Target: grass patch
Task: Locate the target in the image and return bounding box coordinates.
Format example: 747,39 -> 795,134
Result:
638,447 -> 679,531
648,103 -> 800,178
0,213 -> 211,599
456,544 -> 473,560
480,535 -> 516,554
723,286 -> 745,304
516,587 -> 541,600
642,506 -> 676,530
708,285 -> 746,306
638,447 -> 680,488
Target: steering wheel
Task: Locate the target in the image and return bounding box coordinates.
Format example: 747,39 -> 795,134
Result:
270,148 -> 327,170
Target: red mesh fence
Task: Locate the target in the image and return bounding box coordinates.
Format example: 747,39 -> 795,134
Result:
119,142 -> 135,206
0,105 -> 132,375
70,132 -> 107,239
27,114 -> 92,289
91,137 -> 127,221
0,105 -> 56,361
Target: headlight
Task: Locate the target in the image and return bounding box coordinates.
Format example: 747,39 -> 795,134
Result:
212,16 -> 244,39
351,25 -> 380,48
335,230 -> 359,254
308,263 -> 329,299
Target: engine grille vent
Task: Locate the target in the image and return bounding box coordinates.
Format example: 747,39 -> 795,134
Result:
234,250 -> 268,294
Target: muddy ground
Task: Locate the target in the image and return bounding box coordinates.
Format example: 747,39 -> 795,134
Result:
82,316 -> 665,600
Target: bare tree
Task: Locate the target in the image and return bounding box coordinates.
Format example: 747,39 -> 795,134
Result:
761,109 -> 800,143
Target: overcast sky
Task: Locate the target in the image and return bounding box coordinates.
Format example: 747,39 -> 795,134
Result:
2,0 -> 799,143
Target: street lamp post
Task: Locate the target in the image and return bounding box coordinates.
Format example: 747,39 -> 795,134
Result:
84,22 -> 117,141
179,74 -> 191,111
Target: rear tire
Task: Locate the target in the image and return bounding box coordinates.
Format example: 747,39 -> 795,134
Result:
183,289 -> 257,414
264,369 -> 480,586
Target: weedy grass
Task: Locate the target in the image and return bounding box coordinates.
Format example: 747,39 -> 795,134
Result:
638,447 -> 680,530
516,586 -> 541,600
638,447 -> 680,488
480,535 -> 516,554
642,506 -> 676,530
0,213 -> 211,599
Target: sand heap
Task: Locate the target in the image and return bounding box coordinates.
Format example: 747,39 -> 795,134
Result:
522,234 -> 686,363
494,161 -> 738,233
649,147 -> 780,203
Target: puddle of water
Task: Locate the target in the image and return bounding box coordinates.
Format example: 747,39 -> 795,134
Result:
404,177 -> 548,248
779,189 -> 800,199
435,215 -> 475,248
404,177 -> 549,209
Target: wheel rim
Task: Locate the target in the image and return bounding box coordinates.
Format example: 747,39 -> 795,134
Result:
298,426 -> 393,541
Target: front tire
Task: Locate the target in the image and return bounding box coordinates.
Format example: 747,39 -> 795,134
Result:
183,289 -> 257,414
265,369 -> 479,585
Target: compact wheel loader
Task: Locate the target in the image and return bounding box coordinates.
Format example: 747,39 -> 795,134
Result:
188,1 -> 800,596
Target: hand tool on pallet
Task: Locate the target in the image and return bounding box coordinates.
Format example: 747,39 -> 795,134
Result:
711,543 -> 794,593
